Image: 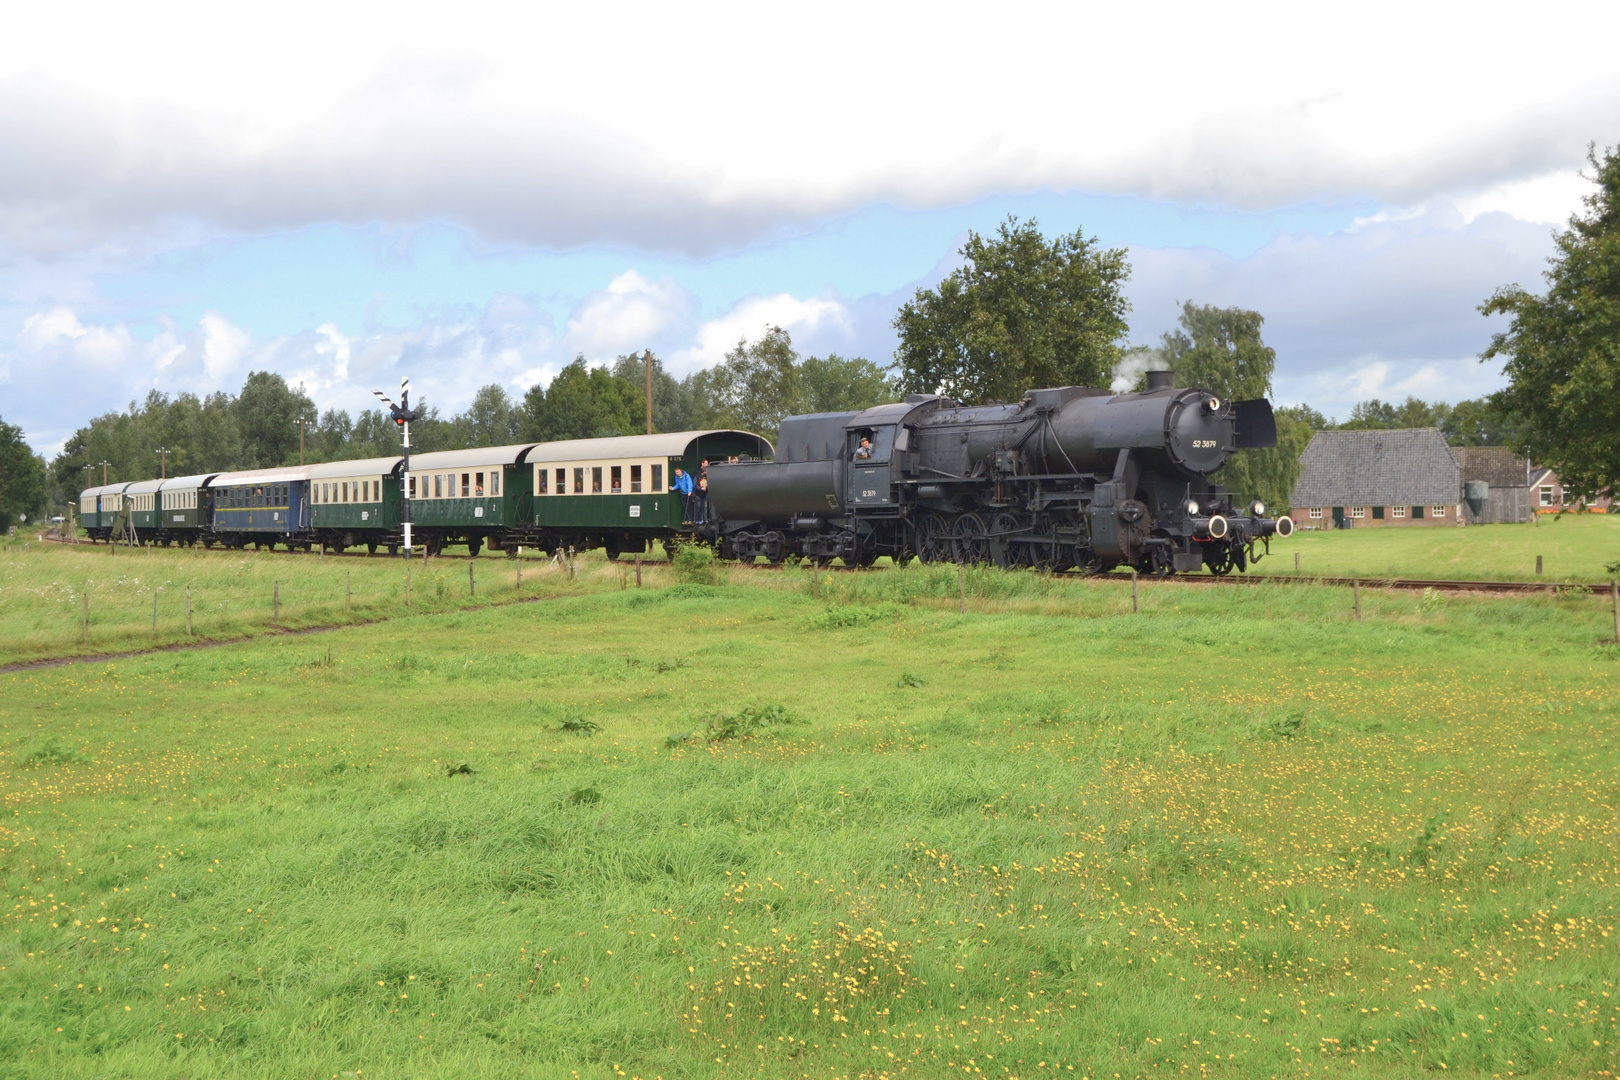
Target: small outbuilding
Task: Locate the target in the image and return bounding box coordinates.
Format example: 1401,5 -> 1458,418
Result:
1288,428 -> 1462,528
1453,447 -> 1533,524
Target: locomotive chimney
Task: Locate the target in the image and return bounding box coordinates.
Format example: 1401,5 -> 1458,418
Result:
1144,369 -> 1174,391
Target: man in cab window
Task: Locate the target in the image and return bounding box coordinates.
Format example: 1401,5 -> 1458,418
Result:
853,436 -> 873,460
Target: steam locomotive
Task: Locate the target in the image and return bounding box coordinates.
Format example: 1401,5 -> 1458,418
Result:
706,371 -> 1293,574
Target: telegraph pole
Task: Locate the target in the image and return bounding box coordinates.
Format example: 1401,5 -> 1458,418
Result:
156,447 -> 169,479
374,378 -> 420,559
294,415 -> 312,465
99,460 -> 111,486
644,348 -> 653,435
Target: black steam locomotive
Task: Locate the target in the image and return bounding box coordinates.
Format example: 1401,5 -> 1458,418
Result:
704,371 -> 1293,574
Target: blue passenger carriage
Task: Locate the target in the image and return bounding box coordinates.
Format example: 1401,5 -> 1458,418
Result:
206,467 -> 312,550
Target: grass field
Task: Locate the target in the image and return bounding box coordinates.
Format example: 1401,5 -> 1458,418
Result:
3,545 -> 1618,1078
1258,514 -> 1620,583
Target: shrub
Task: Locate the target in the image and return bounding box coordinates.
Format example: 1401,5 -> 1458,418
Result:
805,601 -> 906,630
671,544 -> 720,585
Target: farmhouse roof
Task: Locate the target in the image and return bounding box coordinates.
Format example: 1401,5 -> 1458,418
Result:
1289,428 -> 1460,507
1453,446 -> 1531,488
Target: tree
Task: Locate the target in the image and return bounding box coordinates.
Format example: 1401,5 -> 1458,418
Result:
235,371 -> 316,468
611,352 -> 699,433
522,356 -> 644,442
799,353 -> 896,413
453,384 -> 522,448
0,417 -> 48,529
1482,144 -> 1620,500
893,216 -> 1130,403
693,327 -> 803,440
1154,302 -> 1302,511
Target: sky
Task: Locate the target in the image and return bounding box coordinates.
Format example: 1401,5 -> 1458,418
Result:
3,2 -> 1617,456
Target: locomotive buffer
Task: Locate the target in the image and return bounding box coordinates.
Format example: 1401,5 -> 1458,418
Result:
373,378 -> 421,558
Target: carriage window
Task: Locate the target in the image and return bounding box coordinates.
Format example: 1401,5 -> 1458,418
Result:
409,476 -> 417,497
630,465 -> 642,493
611,466 -> 622,493
491,472 -> 499,496
652,464 -> 663,492
573,468 -> 584,494
536,468 -> 548,494
460,473 -> 470,497
555,468 -> 565,494
592,467 -> 603,494
475,472 -> 485,496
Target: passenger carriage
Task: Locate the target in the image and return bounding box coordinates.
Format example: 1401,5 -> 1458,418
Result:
77,482 -> 132,543
521,430 -> 771,558
154,474 -> 217,546
121,479 -> 165,541
206,466 -> 312,550
307,456 -> 405,553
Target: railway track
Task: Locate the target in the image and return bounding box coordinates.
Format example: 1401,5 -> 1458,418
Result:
38,533 -> 1615,595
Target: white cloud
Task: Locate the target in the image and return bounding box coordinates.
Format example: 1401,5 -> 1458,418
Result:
563,270 -> 694,356
17,306 -> 133,366
671,294 -> 854,371
0,6 -> 1615,255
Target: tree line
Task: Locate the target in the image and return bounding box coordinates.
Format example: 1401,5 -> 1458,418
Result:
4,144 -> 1614,528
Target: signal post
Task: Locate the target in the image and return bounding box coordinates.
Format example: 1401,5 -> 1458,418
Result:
374,378 -> 421,558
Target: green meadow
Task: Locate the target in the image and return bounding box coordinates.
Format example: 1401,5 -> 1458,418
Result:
1259,513 -> 1620,583
2,541 -> 1618,1078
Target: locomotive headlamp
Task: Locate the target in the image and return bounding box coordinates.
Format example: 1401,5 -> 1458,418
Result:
1251,500 -> 1265,517
1205,396 -> 1221,412
1185,500 -> 1199,516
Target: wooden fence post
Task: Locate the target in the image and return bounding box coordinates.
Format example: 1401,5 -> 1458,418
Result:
1131,567 -> 1139,613
469,560 -> 475,598
81,591 -> 88,645
186,586 -> 192,635
1536,555 -> 1543,576
1295,551 -> 1301,573
957,564 -> 965,614
273,581 -> 280,623
406,564 -> 412,607
152,592 -> 158,634
635,552 -> 642,587
345,570 -> 351,615
1353,579 -> 1362,621
1611,579 -> 1619,644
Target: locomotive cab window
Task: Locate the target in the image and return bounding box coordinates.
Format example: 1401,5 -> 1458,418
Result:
850,428 -> 894,461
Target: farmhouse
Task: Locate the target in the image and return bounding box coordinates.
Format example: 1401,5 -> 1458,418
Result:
1289,428 -> 1463,528
1527,467 -> 1614,513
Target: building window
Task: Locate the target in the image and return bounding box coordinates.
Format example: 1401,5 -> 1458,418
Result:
1350,507 -> 1365,518
592,467 -> 603,494
652,464 -> 663,492
1372,506 -> 1384,520
573,467 -> 584,494
1308,507 -> 1322,519
1412,505 -> 1424,519
631,465 -> 643,493
611,465 -> 622,493
1431,506 -> 1447,517
1392,506 -> 1406,519
1540,485 -> 1554,506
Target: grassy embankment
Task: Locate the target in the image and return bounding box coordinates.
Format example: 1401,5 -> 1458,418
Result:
1255,514 -> 1620,583
2,559 -> 1617,1078
0,540 -> 625,667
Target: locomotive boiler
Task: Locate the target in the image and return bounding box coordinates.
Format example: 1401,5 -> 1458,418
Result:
704,371 -> 1293,574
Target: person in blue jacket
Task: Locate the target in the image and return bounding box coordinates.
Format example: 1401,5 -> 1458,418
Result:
671,466 -> 695,522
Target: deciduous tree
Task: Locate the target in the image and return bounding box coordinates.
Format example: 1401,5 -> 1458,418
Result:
1482,143 -> 1620,500
893,217 -> 1130,403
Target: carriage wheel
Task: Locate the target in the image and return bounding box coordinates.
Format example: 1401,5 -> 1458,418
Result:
1204,543 -> 1235,577
916,513 -> 950,564
950,513 -> 989,566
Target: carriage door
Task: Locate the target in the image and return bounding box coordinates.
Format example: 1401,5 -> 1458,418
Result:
847,426 -> 896,508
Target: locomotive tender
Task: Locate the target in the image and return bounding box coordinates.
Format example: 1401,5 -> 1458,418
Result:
706,371 -> 1292,574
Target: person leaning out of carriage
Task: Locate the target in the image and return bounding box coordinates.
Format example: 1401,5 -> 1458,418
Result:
853,436 -> 873,460
671,466 -> 695,522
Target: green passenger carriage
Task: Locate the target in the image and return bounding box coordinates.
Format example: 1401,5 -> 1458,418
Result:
307,457 -> 405,553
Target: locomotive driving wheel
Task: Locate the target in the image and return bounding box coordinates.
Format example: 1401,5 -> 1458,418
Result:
990,512 -> 1027,569
951,513 -> 990,565
916,513 -> 950,564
